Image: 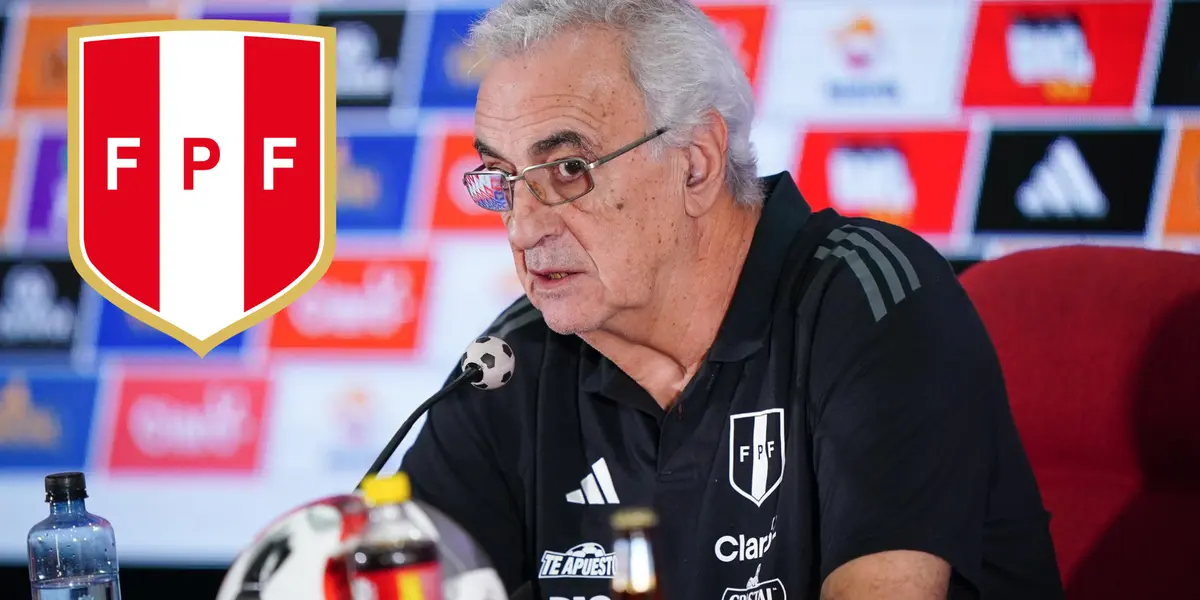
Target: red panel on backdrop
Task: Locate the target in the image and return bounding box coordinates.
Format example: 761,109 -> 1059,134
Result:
796,127 -> 969,236
106,373 -> 269,473
961,1 -> 1153,108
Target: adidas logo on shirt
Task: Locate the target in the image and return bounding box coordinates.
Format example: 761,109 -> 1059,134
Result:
1016,137 -> 1109,220
565,458 -> 620,505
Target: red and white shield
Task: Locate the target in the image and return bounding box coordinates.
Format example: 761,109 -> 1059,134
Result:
67,20 -> 337,357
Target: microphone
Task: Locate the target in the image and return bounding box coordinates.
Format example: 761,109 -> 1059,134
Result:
355,335 -> 516,490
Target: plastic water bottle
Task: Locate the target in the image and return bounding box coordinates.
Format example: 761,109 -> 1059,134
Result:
27,472 -> 121,600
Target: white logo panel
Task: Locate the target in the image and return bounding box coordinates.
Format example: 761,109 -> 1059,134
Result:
723,565 -> 788,600
827,144 -> 916,215
266,362 -> 448,486
539,543 -> 616,580
1006,16 -> 1095,87
759,4 -> 970,121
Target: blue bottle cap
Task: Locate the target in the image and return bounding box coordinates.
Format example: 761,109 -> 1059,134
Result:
44,472 -> 88,503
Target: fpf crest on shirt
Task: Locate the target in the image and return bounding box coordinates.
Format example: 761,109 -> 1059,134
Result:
65,19 -> 338,358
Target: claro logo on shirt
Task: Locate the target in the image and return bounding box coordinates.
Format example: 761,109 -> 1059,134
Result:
715,517 -> 779,563
539,543 -> 615,579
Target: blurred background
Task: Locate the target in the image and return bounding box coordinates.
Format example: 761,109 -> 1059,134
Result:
0,0 -> 1197,597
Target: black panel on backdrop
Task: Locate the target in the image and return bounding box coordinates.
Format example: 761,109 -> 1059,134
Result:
316,10 -> 406,107
0,18 -> 8,69
0,258 -> 81,355
974,128 -> 1163,235
1153,2 -> 1200,107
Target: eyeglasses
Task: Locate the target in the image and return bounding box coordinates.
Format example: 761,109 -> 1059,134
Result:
462,128 -> 668,212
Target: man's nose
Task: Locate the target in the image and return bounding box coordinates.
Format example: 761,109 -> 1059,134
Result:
507,181 -> 562,250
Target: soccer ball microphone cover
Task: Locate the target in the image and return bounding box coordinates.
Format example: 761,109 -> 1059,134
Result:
215,493 -> 507,600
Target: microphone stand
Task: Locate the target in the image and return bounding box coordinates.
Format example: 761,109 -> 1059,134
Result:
355,364 -> 482,491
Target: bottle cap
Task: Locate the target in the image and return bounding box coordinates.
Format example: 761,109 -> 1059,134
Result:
610,507 -> 658,532
361,472 -> 412,506
44,472 -> 88,503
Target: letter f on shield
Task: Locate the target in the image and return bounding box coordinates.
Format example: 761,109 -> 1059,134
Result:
67,19 -> 338,357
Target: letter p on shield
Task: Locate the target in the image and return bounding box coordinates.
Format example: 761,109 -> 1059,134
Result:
67,20 -> 338,357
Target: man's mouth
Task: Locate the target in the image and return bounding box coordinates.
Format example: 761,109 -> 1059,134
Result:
530,269 -> 579,284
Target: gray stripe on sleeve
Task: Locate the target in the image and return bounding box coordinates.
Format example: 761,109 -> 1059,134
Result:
849,225 -> 921,291
828,228 -> 907,303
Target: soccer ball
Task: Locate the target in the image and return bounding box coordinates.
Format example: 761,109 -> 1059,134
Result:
216,495 -> 507,600
216,495 -> 366,600
461,336 -> 515,390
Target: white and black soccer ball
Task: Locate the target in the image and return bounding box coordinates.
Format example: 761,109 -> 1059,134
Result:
216,495 -> 366,600
461,336 -> 515,390
216,494 -> 507,600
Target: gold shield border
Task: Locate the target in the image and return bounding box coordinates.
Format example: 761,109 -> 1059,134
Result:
67,20 -> 337,358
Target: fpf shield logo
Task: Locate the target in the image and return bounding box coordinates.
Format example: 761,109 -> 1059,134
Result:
728,408 -> 785,507
66,20 -> 337,357
961,2 -> 1152,108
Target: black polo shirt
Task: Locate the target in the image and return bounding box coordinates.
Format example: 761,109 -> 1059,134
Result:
402,172 -> 1064,600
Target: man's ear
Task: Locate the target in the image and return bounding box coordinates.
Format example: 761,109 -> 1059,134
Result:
682,109 -> 729,218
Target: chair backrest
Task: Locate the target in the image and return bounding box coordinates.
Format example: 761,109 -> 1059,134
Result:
959,245 -> 1200,590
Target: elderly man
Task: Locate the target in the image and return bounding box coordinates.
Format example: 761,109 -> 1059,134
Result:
401,1 -> 1064,598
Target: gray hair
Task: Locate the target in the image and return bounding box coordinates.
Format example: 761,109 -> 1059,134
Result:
467,0 -> 764,207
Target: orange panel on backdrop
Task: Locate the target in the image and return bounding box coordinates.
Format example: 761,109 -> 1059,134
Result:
15,10 -> 178,111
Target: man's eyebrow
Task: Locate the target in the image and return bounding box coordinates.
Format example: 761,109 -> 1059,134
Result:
529,130 -> 597,157
474,138 -> 505,161
474,130 -> 599,163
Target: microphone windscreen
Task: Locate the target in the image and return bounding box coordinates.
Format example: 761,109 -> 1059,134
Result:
461,336 -> 516,390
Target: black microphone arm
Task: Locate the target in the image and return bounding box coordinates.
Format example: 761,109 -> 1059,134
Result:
355,363 -> 482,491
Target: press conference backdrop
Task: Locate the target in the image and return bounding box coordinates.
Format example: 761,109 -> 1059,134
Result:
0,0 -> 1197,567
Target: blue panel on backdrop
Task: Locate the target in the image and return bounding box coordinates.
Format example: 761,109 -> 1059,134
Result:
419,10 -> 489,109
0,371 -> 99,470
336,134 -> 418,233
93,297 -> 248,355
202,10 -> 293,22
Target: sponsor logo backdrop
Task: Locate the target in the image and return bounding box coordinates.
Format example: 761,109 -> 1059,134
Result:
0,0 -> 1195,564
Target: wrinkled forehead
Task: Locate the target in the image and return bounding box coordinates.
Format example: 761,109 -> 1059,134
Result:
473,30 -> 647,162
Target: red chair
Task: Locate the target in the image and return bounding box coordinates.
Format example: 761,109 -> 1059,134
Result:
959,246 -> 1200,599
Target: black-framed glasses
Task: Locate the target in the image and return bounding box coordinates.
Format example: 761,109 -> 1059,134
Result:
462,128 -> 668,212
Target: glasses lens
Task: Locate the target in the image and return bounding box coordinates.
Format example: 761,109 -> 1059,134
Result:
463,171 -> 511,211
525,159 -> 593,204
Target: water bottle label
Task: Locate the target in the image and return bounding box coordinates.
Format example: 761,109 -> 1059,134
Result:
350,564 -> 441,600
30,576 -> 120,600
